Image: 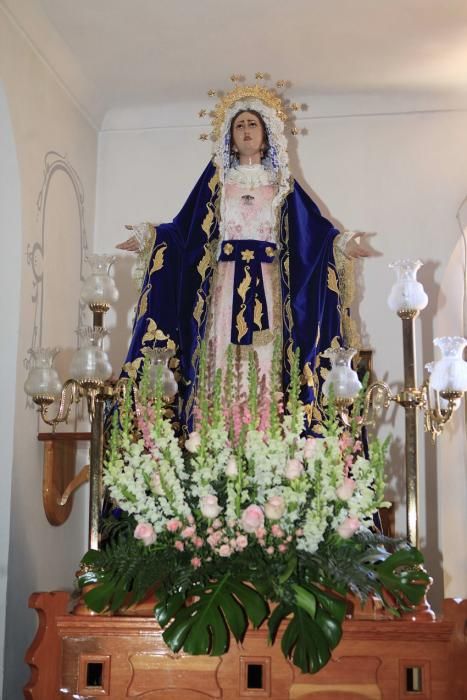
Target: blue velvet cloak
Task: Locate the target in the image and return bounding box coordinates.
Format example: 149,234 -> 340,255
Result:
123,161 -> 350,433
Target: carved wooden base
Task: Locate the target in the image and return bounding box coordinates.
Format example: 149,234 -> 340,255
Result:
25,592 -> 466,700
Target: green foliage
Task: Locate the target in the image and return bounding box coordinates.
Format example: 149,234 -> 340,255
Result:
79,525 -> 428,675
79,535 -> 181,613
268,582 -> 346,673
371,546 -> 430,611
156,575 -> 268,655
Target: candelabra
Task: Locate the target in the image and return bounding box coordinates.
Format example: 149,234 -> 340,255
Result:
24,253 -> 180,550
323,260 -> 467,546
24,253 -> 179,549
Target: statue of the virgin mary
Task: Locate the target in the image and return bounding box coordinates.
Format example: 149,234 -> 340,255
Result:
118,81 -> 368,433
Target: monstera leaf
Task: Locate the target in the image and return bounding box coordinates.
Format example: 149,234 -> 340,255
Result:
372,547 -> 430,610
155,575 -> 269,656
268,582 -> 347,674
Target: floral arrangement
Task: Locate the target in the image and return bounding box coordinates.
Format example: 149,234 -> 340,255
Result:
79,342 -> 429,674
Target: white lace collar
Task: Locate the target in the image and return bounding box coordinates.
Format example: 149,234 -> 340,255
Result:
226,164 -> 277,188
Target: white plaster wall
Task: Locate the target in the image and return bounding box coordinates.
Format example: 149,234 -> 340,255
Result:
95,97 -> 467,609
0,8 -> 98,698
0,82 -> 21,698
435,236 -> 467,598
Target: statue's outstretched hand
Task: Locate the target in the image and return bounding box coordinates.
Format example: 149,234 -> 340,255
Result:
344,232 -> 379,259
116,224 -> 153,253
116,235 -> 139,252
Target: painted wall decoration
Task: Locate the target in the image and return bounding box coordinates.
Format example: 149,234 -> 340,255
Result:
24,151 -> 89,396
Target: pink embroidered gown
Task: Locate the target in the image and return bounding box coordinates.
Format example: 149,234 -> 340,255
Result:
207,165 -> 278,395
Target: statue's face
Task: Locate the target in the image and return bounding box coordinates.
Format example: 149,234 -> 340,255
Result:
231,111 -> 265,161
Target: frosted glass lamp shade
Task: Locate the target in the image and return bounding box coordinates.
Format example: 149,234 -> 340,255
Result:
144,348 -> 178,398
24,347 -> 62,400
321,347 -> 362,402
387,259 -> 428,314
69,327 -> 112,385
80,254 -> 119,308
429,337 -> 467,393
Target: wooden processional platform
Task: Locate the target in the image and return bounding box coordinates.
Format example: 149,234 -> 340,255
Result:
24,592 -> 466,699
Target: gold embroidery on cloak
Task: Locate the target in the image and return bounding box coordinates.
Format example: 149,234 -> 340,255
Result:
136,287 -> 150,321
149,242 -> 168,276
197,244 -> 212,282
333,239 -> 360,350
237,265 -> 252,303
236,306 -> 248,343
327,266 -> 339,295
254,297 -> 263,329
193,291 -> 206,325
135,223 -> 156,292
186,168 -> 221,426
122,357 -> 143,381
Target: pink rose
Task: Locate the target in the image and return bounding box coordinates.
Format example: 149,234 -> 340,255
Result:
193,536 -> 204,549
191,557 -> 202,568
264,495 -> 286,520
218,544 -> 232,557
337,515 -> 360,539
225,456 -> 238,477
212,518 -> 222,530
255,526 -> 266,539
174,540 -> 185,551
336,477 -> 356,501
207,531 -> 222,547
181,525 -> 196,539
285,458 -> 304,480
278,543 -> 288,553
303,437 -> 318,460
266,546 -> 274,555
241,505 -> 265,533
185,431 -> 201,453
200,494 -> 221,519
166,518 -> 182,533
235,535 -> 248,550
271,524 -> 285,538
134,523 -> 156,546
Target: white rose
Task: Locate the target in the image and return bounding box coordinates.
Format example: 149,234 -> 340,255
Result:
337,515 -> 360,539
336,477 -> 356,501
264,496 -> 286,520
200,494 -> 222,519
285,458 -> 304,480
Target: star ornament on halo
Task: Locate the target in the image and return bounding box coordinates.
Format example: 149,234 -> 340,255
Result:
196,73 -> 305,142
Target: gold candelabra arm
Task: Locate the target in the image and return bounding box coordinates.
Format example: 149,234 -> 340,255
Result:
423,382 -> 463,439
393,387 -> 425,409
38,379 -> 82,431
362,380 -> 394,425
